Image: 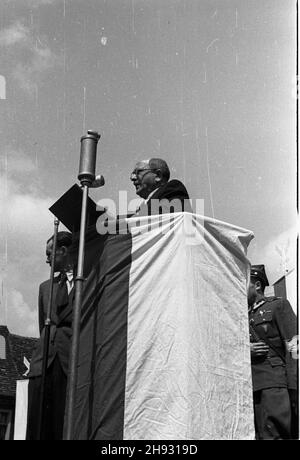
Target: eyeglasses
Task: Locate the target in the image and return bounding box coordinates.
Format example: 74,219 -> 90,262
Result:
130,168 -> 156,179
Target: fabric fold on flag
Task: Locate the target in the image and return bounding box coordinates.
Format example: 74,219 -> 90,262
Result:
73,213 -> 255,440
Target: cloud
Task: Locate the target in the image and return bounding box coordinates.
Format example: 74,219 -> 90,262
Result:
6,289 -> 39,337
7,190 -> 52,236
0,20 -> 60,95
29,0 -> 57,5
0,150 -> 56,337
6,147 -> 37,174
0,75 -> 6,99
9,0 -> 57,8
0,147 -> 40,196
0,157 -> 53,243
12,47 -> 58,94
248,225 -> 298,285
0,21 -> 29,46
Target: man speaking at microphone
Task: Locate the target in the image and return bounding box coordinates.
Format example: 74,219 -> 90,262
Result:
130,158 -> 191,216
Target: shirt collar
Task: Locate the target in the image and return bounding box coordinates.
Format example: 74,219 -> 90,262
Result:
65,271 -> 73,282
58,270 -> 73,282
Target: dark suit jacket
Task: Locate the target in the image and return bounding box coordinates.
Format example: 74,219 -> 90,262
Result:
37,277 -> 59,334
29,277 -> 73,378
136,179 -> 192,216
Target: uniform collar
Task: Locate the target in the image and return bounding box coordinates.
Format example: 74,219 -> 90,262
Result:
250,298 -> 266,312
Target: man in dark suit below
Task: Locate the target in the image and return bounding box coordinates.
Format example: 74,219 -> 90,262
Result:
130,158 -> 192,216
26,231 -> 74,440
248,264 -> 298,440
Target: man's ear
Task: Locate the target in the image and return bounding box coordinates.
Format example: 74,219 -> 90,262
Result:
60,246 -> 68,256
255,280 -> 262,292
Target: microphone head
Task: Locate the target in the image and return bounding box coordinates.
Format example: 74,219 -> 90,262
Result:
78,131 -> 101,184
90,174 -> 105,188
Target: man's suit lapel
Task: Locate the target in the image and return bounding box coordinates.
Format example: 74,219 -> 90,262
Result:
145,184 -> 168,214
136,185 -> 167,216
135,200 -> 148,217
56,285 -> 74,325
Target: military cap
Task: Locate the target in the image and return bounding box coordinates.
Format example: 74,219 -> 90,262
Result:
250,264 -> 269,286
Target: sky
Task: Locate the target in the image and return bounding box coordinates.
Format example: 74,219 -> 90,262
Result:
0,0 -> 297,337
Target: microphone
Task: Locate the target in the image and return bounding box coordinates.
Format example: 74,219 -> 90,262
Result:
78,130 -> 101,185
90,174 -> 105,188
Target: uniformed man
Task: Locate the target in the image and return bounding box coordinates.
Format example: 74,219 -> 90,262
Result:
248,264 -> 298,440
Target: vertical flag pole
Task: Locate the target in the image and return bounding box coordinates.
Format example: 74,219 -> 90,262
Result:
37,218 -> 59,439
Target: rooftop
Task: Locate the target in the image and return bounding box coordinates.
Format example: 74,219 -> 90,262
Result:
0,325 -> 38,397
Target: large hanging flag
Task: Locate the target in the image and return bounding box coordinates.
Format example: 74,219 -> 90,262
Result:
73,213 -> 255,440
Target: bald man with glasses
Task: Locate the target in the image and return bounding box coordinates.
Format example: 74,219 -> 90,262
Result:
130,158 -> 191,216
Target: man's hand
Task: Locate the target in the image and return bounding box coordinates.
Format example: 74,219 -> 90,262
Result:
250,341 -> 269,358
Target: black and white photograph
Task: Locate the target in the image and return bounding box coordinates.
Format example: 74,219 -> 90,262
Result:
0,0 -> 298,441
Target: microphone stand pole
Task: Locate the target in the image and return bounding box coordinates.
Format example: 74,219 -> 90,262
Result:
64,130 -> 101,440
37,218 -> 59,440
